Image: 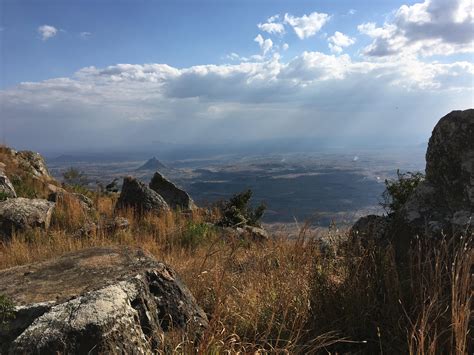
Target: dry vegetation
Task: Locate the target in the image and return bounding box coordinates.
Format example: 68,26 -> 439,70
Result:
0,189 -> 471,354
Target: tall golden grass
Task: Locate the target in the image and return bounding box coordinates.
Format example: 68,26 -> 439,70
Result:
0,193 -> 471,353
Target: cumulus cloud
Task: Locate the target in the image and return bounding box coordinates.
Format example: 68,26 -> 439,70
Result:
1,49 -> 472,152
358,0 -> 474,57
37,25 -> 58,41
282,43 -> 289,51
79,31 -> 92,39
328,31 -> 355,54
283,12 -> 330,39
258,14 -> 285,35
254,34 -> 273,55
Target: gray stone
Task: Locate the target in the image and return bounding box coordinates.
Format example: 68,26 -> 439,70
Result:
149,172 -> 196,211
425,109 -> 474,211
0,246 -> 208,354
0,171 -> 16,199
0,198 -> 55,240
351,109 -> 474,249
116,176 -> 169,214
16,150 -> 52,180
350,215 -> 389,242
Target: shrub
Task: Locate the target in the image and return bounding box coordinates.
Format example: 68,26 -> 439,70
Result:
381,170 -> 424,214
0,294 -> 15,328
179,222 -> 215,251
62,167 -> 88,188
218,189 -> 266,227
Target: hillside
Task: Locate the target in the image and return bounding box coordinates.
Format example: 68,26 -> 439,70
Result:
0,110 -> 472,354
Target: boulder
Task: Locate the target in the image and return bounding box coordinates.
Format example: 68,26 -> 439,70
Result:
425,109 -> 474,211
16,150 -> 52,180
244,225 -> 269,242
103,216 -> 130,233
0,246 -> 208,354
48,190 -> 94,212
350,215 -> 389,245
351,109 -> 474,248
0,198 -> 55,240
0,171 -> 16,199
116,176 -> 169,214
149,172 -> 196,210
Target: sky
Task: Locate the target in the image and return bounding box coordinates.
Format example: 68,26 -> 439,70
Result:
0,0 -> 473,154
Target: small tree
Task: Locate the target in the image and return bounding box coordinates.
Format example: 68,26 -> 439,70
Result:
62,167 -> 88,187
0,294 -> 15,329
381,170 -> 424,214
218,189 -> 266,227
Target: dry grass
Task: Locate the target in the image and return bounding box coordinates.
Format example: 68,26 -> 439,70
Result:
0,193 -> 472,354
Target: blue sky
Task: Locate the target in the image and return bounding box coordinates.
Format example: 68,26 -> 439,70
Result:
0,0 -> 473,153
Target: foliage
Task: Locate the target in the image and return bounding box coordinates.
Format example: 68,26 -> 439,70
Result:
218,189 -> 266,227
179,222 -> 215,251
381,170 -> 424,213
0,192 -> 9,201
0,294 -> 15,328
62,167 -> 88,188
10,175 -> 39,198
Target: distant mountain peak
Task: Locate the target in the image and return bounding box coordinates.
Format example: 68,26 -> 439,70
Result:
136,157 -> 166,171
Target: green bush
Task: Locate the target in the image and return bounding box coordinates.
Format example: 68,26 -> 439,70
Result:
0,294 -> 15,328
62,167 -> 88,188
218,189 -> 266,227
381,170 -> 424,214
179,222 -> 215,250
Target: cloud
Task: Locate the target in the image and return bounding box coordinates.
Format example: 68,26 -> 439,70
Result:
282,43 -> 289,51
79,31 -> 92,39
328,31 -> 355,53
1,50 -> 472,152
254,34 -> 273,55
283,12 -> 330,39
37,25 -> 58,41
258,14 -> 285,35
358,0 -> 474,57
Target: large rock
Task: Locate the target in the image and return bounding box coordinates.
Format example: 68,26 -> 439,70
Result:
0,246 -> 208,354
149,172 -> 196,211
15,150 -> 52,180
351,109 -> 474,247
403,109 -> 474,232
116,176 -> 169,214
425,109 -> 474,213
0,198 -> 55,240
0,171 -> 16,199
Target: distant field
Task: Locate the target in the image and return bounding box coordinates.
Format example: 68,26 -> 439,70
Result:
48,148 -> 425,226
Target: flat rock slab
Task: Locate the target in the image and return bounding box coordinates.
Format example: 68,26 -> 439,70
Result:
0,246 -> 208,354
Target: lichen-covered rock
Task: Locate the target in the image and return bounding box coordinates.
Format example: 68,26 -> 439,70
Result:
351,109 -> 474,249
0,170 -> 16,199
116,176 -> 169,214
16,150 -> 52,180
149,172 -> 196,211
0,246 -> 208,354
425,109 -> 474,211
0,198 -> 55,239
244,225 -> 269,242
350,215 -> 389,242
48,190 -> 94,212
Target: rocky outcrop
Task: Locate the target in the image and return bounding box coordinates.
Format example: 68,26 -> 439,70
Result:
0,246 -> 208,354
149,172 -> 196,211
0,171 -> 16,199
351,109 -> 473,247
116,176 -> 169,214
0,198 -> 55,240
15,150 -> 52,180
48,190 -> 94,213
